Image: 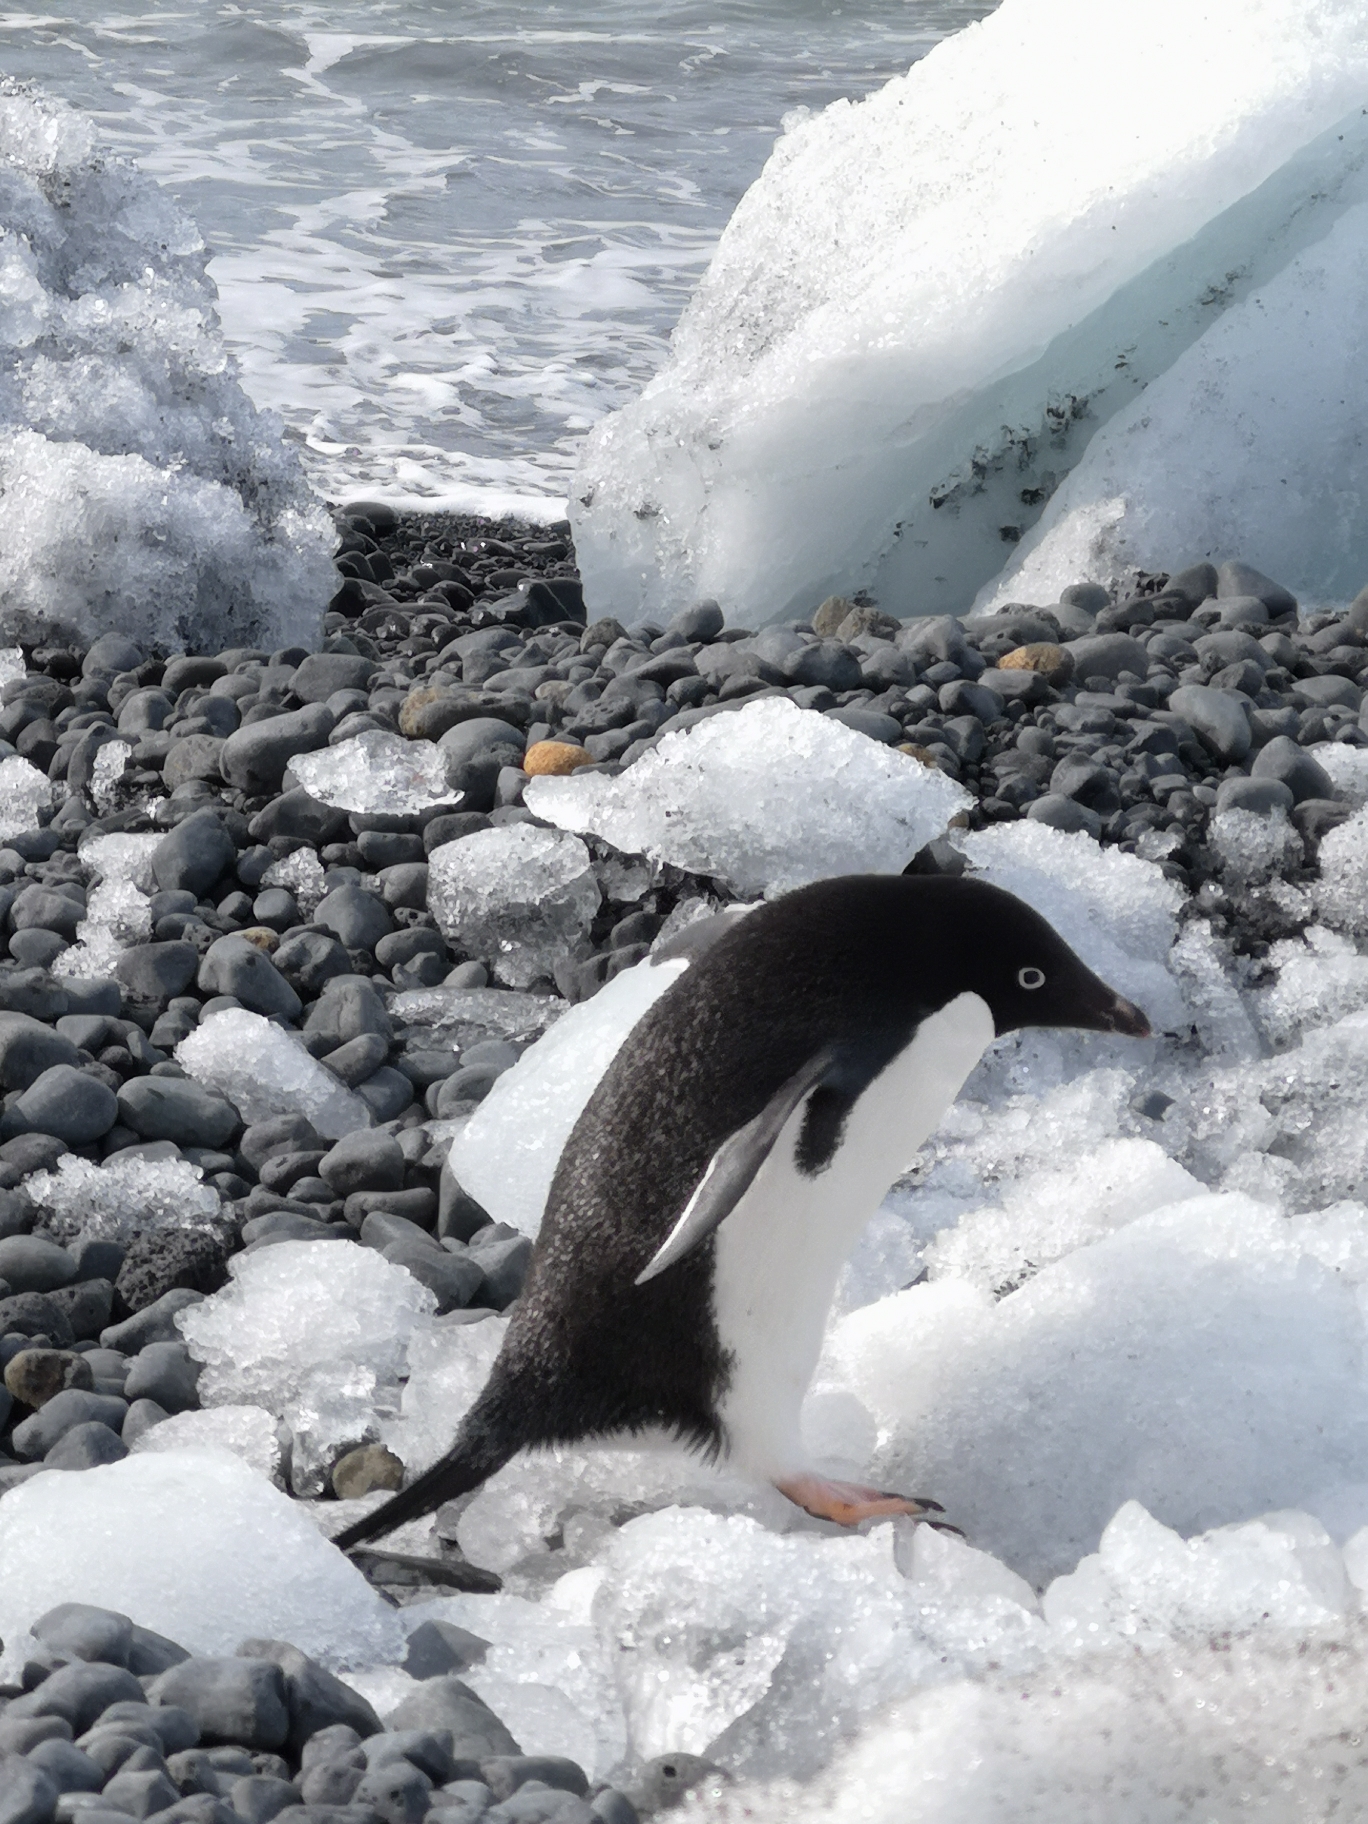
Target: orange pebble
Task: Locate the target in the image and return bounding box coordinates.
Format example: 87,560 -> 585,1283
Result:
523,740 -> 594,776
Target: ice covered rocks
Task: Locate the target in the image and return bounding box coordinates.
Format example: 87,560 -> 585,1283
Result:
428,825 -> 600,990
0,757 -> 52,842
176,1009 -> 370,1140
526,697 -> 969,895
0,82 -> 334,654
291,729 -> 458,816
0,1450 -> 403,1672
24,1153 -> 220,1246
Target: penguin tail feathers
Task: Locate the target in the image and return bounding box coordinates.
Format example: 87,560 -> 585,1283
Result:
331,1410 -> 519,1554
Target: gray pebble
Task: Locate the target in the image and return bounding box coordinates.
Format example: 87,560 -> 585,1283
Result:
114,940 -> 201,1009
466,1233 -> 533,1310
482,1759 -> 587,1803
319,1129 -> 405,1197
356,1066 -> 414,1123
293,653 -> 377,703
0,1290 -> 74,1348
47,1277 -> 114,1343
320,1033 -> 389,1086
43,1419 -> 127,1469
2,1066 -> 117,1145
1025,794 -> 1103,837
32,1602 -> 133,1667
383,1240 -> 483,1311
353,1759 -> 433,1824
197,936 -> 302,1022
387,1678 -> 520,1758
123,1341 -> 201,1413
7,930 -> 68,970
401,1620 -> 490,1682
97,1699 -> 196,1749
0,1013 -> 79,1090
100,1287 -> 203,1353
101,1767 -> 181,1818
273,930 -> 351,995
220,704 -> 336,795
1250,734 -> 1335,804
0,1235 -> 76,1295
1166,684 -> 1252,763
13,1388 -> 129,1458
303,977 -> 392,1052
151,810 -> 237,899
312,884 -> 394,951
122,1398 -> 172,1446
4,1660 -> 145,1731
116,1077 -> 238,1151
1216,559 -> 1296,613
1214,777 -> 1295,816
0,1761 -> 58,1824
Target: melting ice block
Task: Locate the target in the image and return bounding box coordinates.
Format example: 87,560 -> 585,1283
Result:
129,1404 -> 284,1486
0,1450 -> 402,1675
0,83 -> 333,652
428,824 -> 600,990
176,1007 -> 370,1139
262,845 -> 326,916
526,698 -> 969,895
1312,805 -> 1368,937
291,729 -> 458,816
56,831 -> 161,979
572,0 -> 1368,624
26,1154 -> 220,1245
982,197 -> 1368,610
0,756 -> 51,842
450,952 -> 687,1235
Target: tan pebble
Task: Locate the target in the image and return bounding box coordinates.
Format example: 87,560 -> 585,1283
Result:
237,926 -> 280,953
812,595 -> 858,638
4,1347 -> 92,1409
998,642 -> 1073,684
332,1443 -> 405,1501
523,739 -> 594,776
399,686 -> 472,742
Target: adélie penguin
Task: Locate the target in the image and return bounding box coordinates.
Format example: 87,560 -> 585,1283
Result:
335,872 -> 1150,1550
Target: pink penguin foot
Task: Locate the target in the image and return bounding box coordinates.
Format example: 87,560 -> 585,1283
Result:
775,1472 -> 952,1529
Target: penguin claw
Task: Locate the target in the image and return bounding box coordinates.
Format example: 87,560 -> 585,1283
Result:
775,1473 -> 951,1529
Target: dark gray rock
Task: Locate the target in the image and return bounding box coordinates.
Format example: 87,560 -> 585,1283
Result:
148,1659 -> 290,1752
95,1695 -> 197,1746
115,1223 -> 232,1314
292,654 -> 377,703
273,930 -> 351,996
1025,794 -> 1103,837
10,885 -> 84,942
383,1240 -> 482,1310
355,1066 -> 413,1123
8,930 -> 67,971
0,1234 -> 76,1294
1166,685 -> 1252,763
466,1233 -> 532,1310
1216,560 -> 1296,613
303,978 -> 392,1052
162,733 -> 226,792
32,1602 -> 133,1667
239,1114 -> 323,1173
101,1767 -> 182,1818
122,1397 -> 171,1446
297,1759 -> 364,1807
1294,674 -> 1361,712
235,1639 -> 380,1760
0,1290 -> 74,1347
438,718 -> 526,809
401,1620 -> 490,1681
197,938 -> 302,1022
115,942 -> 201,1008
780,641 -> 862,692
116,1078 -> 238,1150
1250,734 -> 1335,804
47,1276 -> 114,1343
151,811 -> 237,899
221,705 -> 336,795
4,1659 -> 145,1730
228,1774 -> 299,1824
12,1387 -> 128,1458
386,1678 -> 519,1757
311,886 -> 393,952
320,1033 -> 389,1087
25,1735 -> 104,1794
248,790 -> 350,848
101,1287 -> 203,1353
123,1341 -> 201,1413
938,680 -> 1004,722
1214,777 -> 1295,816
319,1130 -> 404,1196
482,1759 -> 588,1803
4,1066 -> 117,1144
44,1417 -> 127,1468
669,600 -> 723,642
352,1759 -> 431,1824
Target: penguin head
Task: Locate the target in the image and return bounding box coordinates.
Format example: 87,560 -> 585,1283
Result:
916,876 -> 1151,1039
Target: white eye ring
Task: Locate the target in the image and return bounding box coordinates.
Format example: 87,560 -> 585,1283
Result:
1018,966 -> 1046,990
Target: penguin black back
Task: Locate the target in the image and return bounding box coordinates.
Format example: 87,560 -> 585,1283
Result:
334,873 -> 1148,1549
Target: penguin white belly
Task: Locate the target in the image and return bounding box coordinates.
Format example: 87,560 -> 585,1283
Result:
711,991 -> 995,1480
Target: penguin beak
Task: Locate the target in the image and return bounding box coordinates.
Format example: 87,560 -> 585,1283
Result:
1102,994 -> 1151,1038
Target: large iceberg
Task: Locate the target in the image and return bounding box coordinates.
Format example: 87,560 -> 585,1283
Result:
572,0 -> 1368,625
0,81 -> 335,652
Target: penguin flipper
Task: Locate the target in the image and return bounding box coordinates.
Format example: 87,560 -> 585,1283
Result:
634,1043 -> 841,1286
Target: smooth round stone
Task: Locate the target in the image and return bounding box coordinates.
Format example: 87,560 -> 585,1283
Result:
1213,777 -> 1295,816
5,1066 -> 118,1144
0,1235 -> 77,1295
318,1130 -> 405,1196
150,809 -> 236,899
523,740 -> 593,776
1025,794 -> 1103,837
0,1013 -> 79,1090
8,928 -> 68,969
1166,684 -> 1252,763
312,885 -> 394,951
1250,734 -> 1335,804
1216,559 -> 1296,613
1294,674 -> 1361,712
44,1418 -> 127,1469
4,1347 -> 93,1407
825,706 -> 901,743
670,598 -> 724,642
197,936 -> 302,1022
220,704 -> 336,794
116,1077 -> 238,1150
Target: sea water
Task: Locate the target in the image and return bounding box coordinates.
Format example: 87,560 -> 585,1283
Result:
0,1 -> 991,512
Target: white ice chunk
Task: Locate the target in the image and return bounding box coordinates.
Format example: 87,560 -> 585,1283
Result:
179,1239 -> 435,1417
572,0 -> 1368,624
1208,806 -> 1304,888
89,737 -> 134,813
1312,805 -> 1368,937
56,830 -> 161,979
812,1193 -> 1368,1586
262,845 -> 326,916
0,82 -> 334,652
0,1450 -> 402,1676
428,823 -> 599,990
25,1153 -> 220,1245
290,729 -> 458,816
1309,740 -> 1368,802
450,953 -> 687,1235
176,1008 -> 371,1139
1255,924 -> 1368,1047
984,197 -> 1368,611
129,1404 -> 284,1486
383,1313 -> 508,1476
925,1136 -> 1205,1294
527,698 -> 969,896
0,649 -> 24,688
0,754 -> 50,841
952,820 -> 1186,1029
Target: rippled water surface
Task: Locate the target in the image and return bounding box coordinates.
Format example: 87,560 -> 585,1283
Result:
1,2 -> 993,507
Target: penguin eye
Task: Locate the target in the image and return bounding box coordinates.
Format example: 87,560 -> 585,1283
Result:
1018,966 -> 1045,990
